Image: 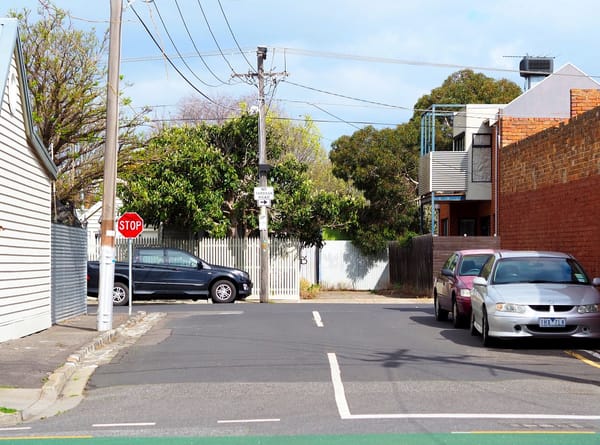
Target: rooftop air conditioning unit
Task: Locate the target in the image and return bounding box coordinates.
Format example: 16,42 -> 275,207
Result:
519,57 -> 553,78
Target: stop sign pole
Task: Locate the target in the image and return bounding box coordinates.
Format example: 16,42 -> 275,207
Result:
117,212 -> 144,315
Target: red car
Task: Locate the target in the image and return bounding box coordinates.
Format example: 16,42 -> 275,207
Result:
433,249 -> 495,328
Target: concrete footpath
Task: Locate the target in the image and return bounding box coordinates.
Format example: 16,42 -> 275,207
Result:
0,291 -> 430,426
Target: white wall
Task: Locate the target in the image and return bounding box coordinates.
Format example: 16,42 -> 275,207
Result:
318,241 -> 389,290
0,54 -> 52,342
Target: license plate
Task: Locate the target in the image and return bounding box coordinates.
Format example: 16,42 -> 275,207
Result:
539,318 -> 566,328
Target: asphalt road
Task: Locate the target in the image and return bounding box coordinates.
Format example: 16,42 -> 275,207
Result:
8,302 -> 600,442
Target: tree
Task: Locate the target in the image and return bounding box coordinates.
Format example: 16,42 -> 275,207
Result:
119,126 -> 238,237
11,2 -> 148,211
330,126 -> 419,254
175,94 -> 255,126
120,113 -> 360,246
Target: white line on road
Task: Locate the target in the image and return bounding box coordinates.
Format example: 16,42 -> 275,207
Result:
326,352 -> 600,421
218,418 -> 280,424
0,427 -> 31,431
327,352 -> 351,419
92,422 -> 156,427
313,311 -> 324,327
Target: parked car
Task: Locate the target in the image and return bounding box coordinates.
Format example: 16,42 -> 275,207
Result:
433,249 -> 495,327
470,250 -> 600,346
87,247 -> 253,305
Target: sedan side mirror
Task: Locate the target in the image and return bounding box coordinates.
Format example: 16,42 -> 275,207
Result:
441,268 -> 454,277
592,277 -> 600,287
473,277 -> 487,286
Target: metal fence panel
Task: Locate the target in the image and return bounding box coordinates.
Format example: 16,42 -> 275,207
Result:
51,224 -> 88,323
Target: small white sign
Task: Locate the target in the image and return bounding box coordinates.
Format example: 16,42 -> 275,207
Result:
257,198 -> 271,207
259,213 -> 268,231
254,186 -> 274,201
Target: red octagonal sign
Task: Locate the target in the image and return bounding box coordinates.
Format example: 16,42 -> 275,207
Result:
117,212 -> 144,238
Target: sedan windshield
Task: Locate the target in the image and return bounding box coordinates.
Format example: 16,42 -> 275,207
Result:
492,258 -> 590,285
459,254 -> 493,276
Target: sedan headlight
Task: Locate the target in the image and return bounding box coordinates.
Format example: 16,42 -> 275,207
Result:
577,304 -> 600,314
460,288 -> 471,297
495,303 -> 526,313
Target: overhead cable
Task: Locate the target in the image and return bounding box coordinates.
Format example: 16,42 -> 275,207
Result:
152,1 -> 220,88
129,3 -> 218,105
174,0 -> 234,86
217,0 -> 254,70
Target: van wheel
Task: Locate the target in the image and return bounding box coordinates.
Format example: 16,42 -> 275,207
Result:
211,280 -> 236,304
113,282 -> 129,306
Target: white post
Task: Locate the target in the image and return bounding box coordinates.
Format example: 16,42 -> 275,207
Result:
128,238 -> 133,316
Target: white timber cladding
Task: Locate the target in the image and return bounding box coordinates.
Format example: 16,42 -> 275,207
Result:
0,52 -> 52,342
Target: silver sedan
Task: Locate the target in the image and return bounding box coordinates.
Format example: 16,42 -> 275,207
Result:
470,250 -> 600,346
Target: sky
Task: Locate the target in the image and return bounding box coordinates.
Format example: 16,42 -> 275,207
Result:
3,0 -> 600,149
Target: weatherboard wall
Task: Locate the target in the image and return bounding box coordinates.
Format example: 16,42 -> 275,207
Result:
0,42 -> 52,342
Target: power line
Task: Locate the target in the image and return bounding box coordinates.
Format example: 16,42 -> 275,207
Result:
174,0 -> 233,86
284,79 -> 413,111
128,2 -> 217,105
217,0 -> 254,70
196,0 -> 237,76
152,1 -> 220,88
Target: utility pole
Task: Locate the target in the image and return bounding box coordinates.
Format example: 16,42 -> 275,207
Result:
257,46 -> 269,303
97,0 -> 122,331
234,47 -> 286,303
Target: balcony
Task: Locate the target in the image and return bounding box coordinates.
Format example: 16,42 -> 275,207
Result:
418,151 -> 468,196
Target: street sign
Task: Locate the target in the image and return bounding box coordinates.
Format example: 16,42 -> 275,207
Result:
254,186 -> 274,201
117,212 -> 144,238
257,198 -> 271,207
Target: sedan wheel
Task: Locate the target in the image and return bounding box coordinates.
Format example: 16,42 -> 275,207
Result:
211,280 -> 236,304
434,295 -> 448,321
452,299 -> 465,328
470,311 -> 479,336
481,309 -> 495,347
113,282 -> 129,306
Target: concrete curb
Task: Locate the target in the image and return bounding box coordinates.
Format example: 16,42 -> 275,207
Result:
15,311 -> 151,423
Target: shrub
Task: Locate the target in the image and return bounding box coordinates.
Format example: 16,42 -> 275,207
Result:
300,278 -> 320,299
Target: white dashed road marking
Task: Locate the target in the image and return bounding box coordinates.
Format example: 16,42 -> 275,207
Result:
313,311 -> 324,327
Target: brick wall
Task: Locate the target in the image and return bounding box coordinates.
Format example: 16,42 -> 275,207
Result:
499,106 -> 600,278
500,116 -> 566,148
570,89 -> 600,118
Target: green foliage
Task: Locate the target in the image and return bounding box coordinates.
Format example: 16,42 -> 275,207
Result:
398,230 -> 419,248
120,113 -> 362,245
268,155 -> 362,247
119,126 -> 237,237
330,126 -> 419,254
413,69 -> 522,112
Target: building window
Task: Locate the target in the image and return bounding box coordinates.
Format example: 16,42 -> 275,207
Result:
471,133 -> 492,182
453,132 -> 465,151
441,218 -> 448,236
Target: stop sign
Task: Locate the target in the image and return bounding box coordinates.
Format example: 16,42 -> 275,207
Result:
117,212 -> 144,238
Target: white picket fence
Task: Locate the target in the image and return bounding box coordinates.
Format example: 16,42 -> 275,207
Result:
88,236 -> 302,300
